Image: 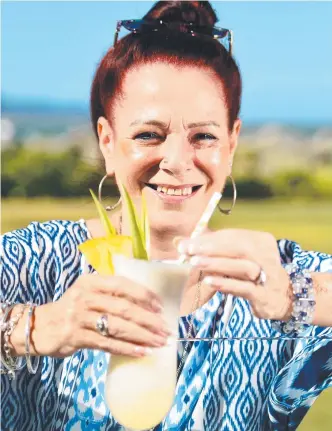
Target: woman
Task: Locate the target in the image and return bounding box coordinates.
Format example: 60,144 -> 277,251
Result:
1,1 -> 332,430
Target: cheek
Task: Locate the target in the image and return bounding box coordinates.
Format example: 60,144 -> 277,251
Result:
197,147 -> 229,178
112,141 -> 143,188
210,148 -> 223,166
119,139 -> 145,161
116,140 -> 153,178
115,140 -> 157,187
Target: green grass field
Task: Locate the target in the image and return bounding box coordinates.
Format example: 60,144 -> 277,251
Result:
2,198 -> 331,253
1,198 -> 332,429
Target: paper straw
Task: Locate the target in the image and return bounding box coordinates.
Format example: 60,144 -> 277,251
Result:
178,192 -> 222,263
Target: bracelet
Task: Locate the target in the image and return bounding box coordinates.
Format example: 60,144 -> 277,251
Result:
25,303 -> 40,374
1,303 -> 16,376
1,303 -> 27,379
1,300 -> 12,319
272,264 -> 316,334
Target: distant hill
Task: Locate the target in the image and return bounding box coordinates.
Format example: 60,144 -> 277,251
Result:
1,95 -> 89,116
2,95 -> 331,143
2,96 -> 90,140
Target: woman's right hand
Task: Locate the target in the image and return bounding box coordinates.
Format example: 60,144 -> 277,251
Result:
33,274 -> 170,358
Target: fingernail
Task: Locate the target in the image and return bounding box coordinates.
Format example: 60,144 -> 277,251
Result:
157,328 -> 171,337
134,346 -> 153,356
173,236 -> 184,248
178,241 -> 198,256
133,346 -> 142,356
203,276 -> 214,286
188,243 -> 196,255
151,299 -> 164,313
153,336 -> 167,347
177,241 -> 187,254
161,323 -> 172,335
189,255 -> 205,267
166,335 -> 178,346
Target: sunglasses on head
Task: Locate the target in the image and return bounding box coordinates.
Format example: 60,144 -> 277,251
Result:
114,19 -> 233,56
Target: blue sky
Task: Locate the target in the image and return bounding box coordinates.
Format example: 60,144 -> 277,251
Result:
2,1 -> 332,124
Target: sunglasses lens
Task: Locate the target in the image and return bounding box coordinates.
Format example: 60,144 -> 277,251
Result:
119,20 -> 231,52
122,19 -> 145,32
212,28 -> 229,39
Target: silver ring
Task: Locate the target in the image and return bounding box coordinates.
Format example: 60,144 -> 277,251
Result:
96,314 -> 109,337
255,268 -> 267,286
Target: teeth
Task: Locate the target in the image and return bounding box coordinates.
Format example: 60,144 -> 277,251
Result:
182,188 -> 192,195
156,186 -> 195,195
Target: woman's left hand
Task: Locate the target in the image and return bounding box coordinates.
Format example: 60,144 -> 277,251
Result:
178,229 -> 292,321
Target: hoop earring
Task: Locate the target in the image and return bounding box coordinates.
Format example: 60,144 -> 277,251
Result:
98,174 -> 122,212
218,175 -> 237,215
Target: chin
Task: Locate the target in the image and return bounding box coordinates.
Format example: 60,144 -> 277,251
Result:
150,211 -> 196,235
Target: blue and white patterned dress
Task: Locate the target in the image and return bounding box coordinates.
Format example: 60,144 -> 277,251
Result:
1,219 -> 332,431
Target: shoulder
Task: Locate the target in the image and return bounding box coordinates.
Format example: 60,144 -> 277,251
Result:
1,219 -> 89,252
277,238 -> 332,272
1,220 -> 90,303
1,219 -> 89,269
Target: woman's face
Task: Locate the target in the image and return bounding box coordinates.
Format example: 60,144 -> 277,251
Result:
98,62 -> 241,235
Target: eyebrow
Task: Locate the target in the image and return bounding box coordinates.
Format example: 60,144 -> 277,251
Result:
129,119 -> 170,129
129,119 -> 220,129
186,121 -> 220,128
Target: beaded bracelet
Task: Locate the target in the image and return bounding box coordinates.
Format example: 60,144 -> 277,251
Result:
272,264 -> 316,334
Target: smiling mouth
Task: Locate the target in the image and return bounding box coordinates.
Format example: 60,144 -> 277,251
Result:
144,183 -> 203,198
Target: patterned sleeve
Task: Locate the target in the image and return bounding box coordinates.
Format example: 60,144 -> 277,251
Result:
0,220 -> 87,305
278,238 -> 332,272
266,239 -> 332,430
1,220 -> 88,429
1,222 -> 51,304
271,240 -> 332,335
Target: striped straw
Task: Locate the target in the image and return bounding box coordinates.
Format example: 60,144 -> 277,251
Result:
178,192 -> 222,263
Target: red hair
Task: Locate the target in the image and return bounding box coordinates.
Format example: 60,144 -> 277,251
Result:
90,1 -> 242,136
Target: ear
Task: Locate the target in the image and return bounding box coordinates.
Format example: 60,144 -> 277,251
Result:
228,118 -> 241,174
97,117 -> 115,175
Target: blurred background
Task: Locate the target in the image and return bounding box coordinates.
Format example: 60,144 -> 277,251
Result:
1,1 -> 332,254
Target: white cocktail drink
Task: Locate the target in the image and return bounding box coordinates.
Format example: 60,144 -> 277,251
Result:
105,255 -> 191,430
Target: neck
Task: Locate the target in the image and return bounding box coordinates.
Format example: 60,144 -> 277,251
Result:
120,218 -> 185,261
148,226 -> 181,261
118,213 -> 203,261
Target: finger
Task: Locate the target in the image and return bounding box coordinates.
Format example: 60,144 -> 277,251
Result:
84,295 -> 171,336
178,229 -> 272,260
203,275 -> 256,301
190,256 -> 261,282
84,312 -> 169,348
78,329 -> 154,358
81,274 -> 163,313
173,236 -> 184,249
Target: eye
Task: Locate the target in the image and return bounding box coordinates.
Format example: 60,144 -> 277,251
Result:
134,132 -> 162,141
190,133 -> 218,148
193,133 -> 217,141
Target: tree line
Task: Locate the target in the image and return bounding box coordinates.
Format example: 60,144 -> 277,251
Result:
2,145 -> 331,200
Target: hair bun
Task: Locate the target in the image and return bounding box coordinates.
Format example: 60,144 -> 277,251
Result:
143,1 -> 218,28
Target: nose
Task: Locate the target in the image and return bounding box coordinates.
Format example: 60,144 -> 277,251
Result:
159,135 -> 194,176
